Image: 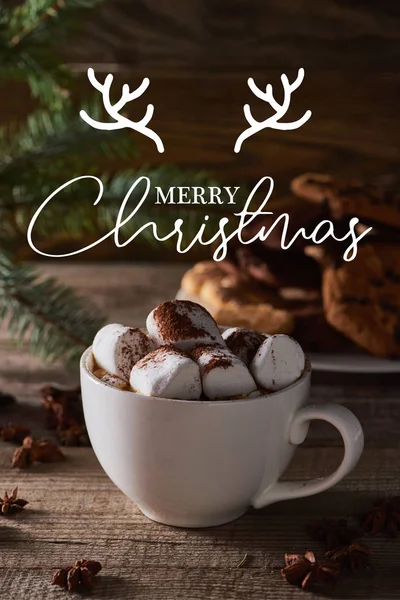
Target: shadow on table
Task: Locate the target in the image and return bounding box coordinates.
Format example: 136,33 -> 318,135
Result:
96,574 -> 138,597
0,400 -> 56,441
181,509 -> 394,599
0,521 -> 26,543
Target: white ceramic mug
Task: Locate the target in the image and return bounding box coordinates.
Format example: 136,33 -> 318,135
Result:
80,347 -> 364,528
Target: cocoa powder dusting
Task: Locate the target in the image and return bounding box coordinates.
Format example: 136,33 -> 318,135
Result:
153,301 -> 217,342
126,328 -> 152,356
203,357 -> 232,375
117,328 -> 152,378
118,342 -> 133,379
190,343 -> 224,361
135,344 -> 187,370
225,329 -> 265,365
190,344 -> 233,375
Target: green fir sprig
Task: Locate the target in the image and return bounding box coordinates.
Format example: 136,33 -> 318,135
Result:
0,254 -> 104,363
0,0 -> 241,364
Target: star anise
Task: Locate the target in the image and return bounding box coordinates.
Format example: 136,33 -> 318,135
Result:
41,384 -> 90,447
325,543 -> 371,572
307,518 -> 360,550
362,497 -> 400,537
27,437 -> 65,463
41,384 -> 82,429
58,424 -> 90,447
281,551 -> 340,590
0,424 -> 31,444
0,487 -> 28,515
12,436 -> 65,469
12,446 -> 32,469
52,559 -> 102,591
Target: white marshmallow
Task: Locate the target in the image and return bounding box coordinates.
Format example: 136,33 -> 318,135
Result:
146,300 -> 224,351
93,324 -> 154,381
130,346 -> 202,400
250,334 -> 305,392
101,374 -> 129,390
222,327 -> 267,366
191,344 -> 257,400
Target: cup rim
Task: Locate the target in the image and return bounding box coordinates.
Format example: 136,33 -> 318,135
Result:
80,346 -> 311,406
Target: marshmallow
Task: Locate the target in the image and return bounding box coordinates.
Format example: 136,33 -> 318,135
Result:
93,324 -> 154,381
250,334 -> 305,391
146,300 -> 223,351
191,344 -> 257,400
222,327 -> 267,366
101,374 -> 129,390
130,345 -> 202,400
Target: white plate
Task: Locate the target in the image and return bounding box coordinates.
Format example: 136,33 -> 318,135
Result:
308,352 -> 400,373
176,288 -> 400,374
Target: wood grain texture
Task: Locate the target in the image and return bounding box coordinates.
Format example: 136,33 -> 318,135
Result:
0,263 -> 398,598
3,1 -> 400,258
0,448 -> 399,599
2,72 -> 399,185
2,1 -> 400,184
65,0 -> 400,185
78,71 -> 398,184
67,0 -> 400,74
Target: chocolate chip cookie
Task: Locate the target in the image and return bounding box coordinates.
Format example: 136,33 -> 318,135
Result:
291,303 -> 350,353
322,244 -> 400,357
223,241 -> 322,290
291,172 -> 400,229
211,301 -> 294,336
199,275 -> 286,309
198,275 -> 294,335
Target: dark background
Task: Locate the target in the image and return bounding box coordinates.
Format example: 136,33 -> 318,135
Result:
3,0 -> 400,258
4,0 -> 399,183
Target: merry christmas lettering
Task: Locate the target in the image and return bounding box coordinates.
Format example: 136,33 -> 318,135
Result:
27,175 -> 372,261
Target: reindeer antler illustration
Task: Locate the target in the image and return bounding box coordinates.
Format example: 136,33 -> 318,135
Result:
80,68 -> 164,153
234,68 -> 311,153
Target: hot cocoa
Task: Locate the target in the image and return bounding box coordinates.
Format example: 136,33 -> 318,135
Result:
90,300 -> 306,400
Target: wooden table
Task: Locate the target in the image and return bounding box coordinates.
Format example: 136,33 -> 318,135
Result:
0,264 -> 399,599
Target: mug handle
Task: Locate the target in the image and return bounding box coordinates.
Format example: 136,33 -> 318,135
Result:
252,403 -> 364,509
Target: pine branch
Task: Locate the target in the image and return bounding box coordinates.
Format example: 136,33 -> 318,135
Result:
0,0 -> 250,367
0,102 -> 136,186
1,0 -> 105,108
10,0 -> 71,47
0,253 -> 104,364
8,0 -> 105,46
0,101 -> 138,248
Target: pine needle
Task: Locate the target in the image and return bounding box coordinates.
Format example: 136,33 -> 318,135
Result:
237,554 -> 249,568
0,0 -> 248,365
0,254 -> 104,364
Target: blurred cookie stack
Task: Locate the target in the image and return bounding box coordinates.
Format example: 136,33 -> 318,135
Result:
179,173 -> 400,358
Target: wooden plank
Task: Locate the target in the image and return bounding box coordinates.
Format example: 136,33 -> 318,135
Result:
3,1 -> 400,236
3,0 -> 400,270
2,72 -> 399,185
65,0 -> 400,73
0,448 -> 398,599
